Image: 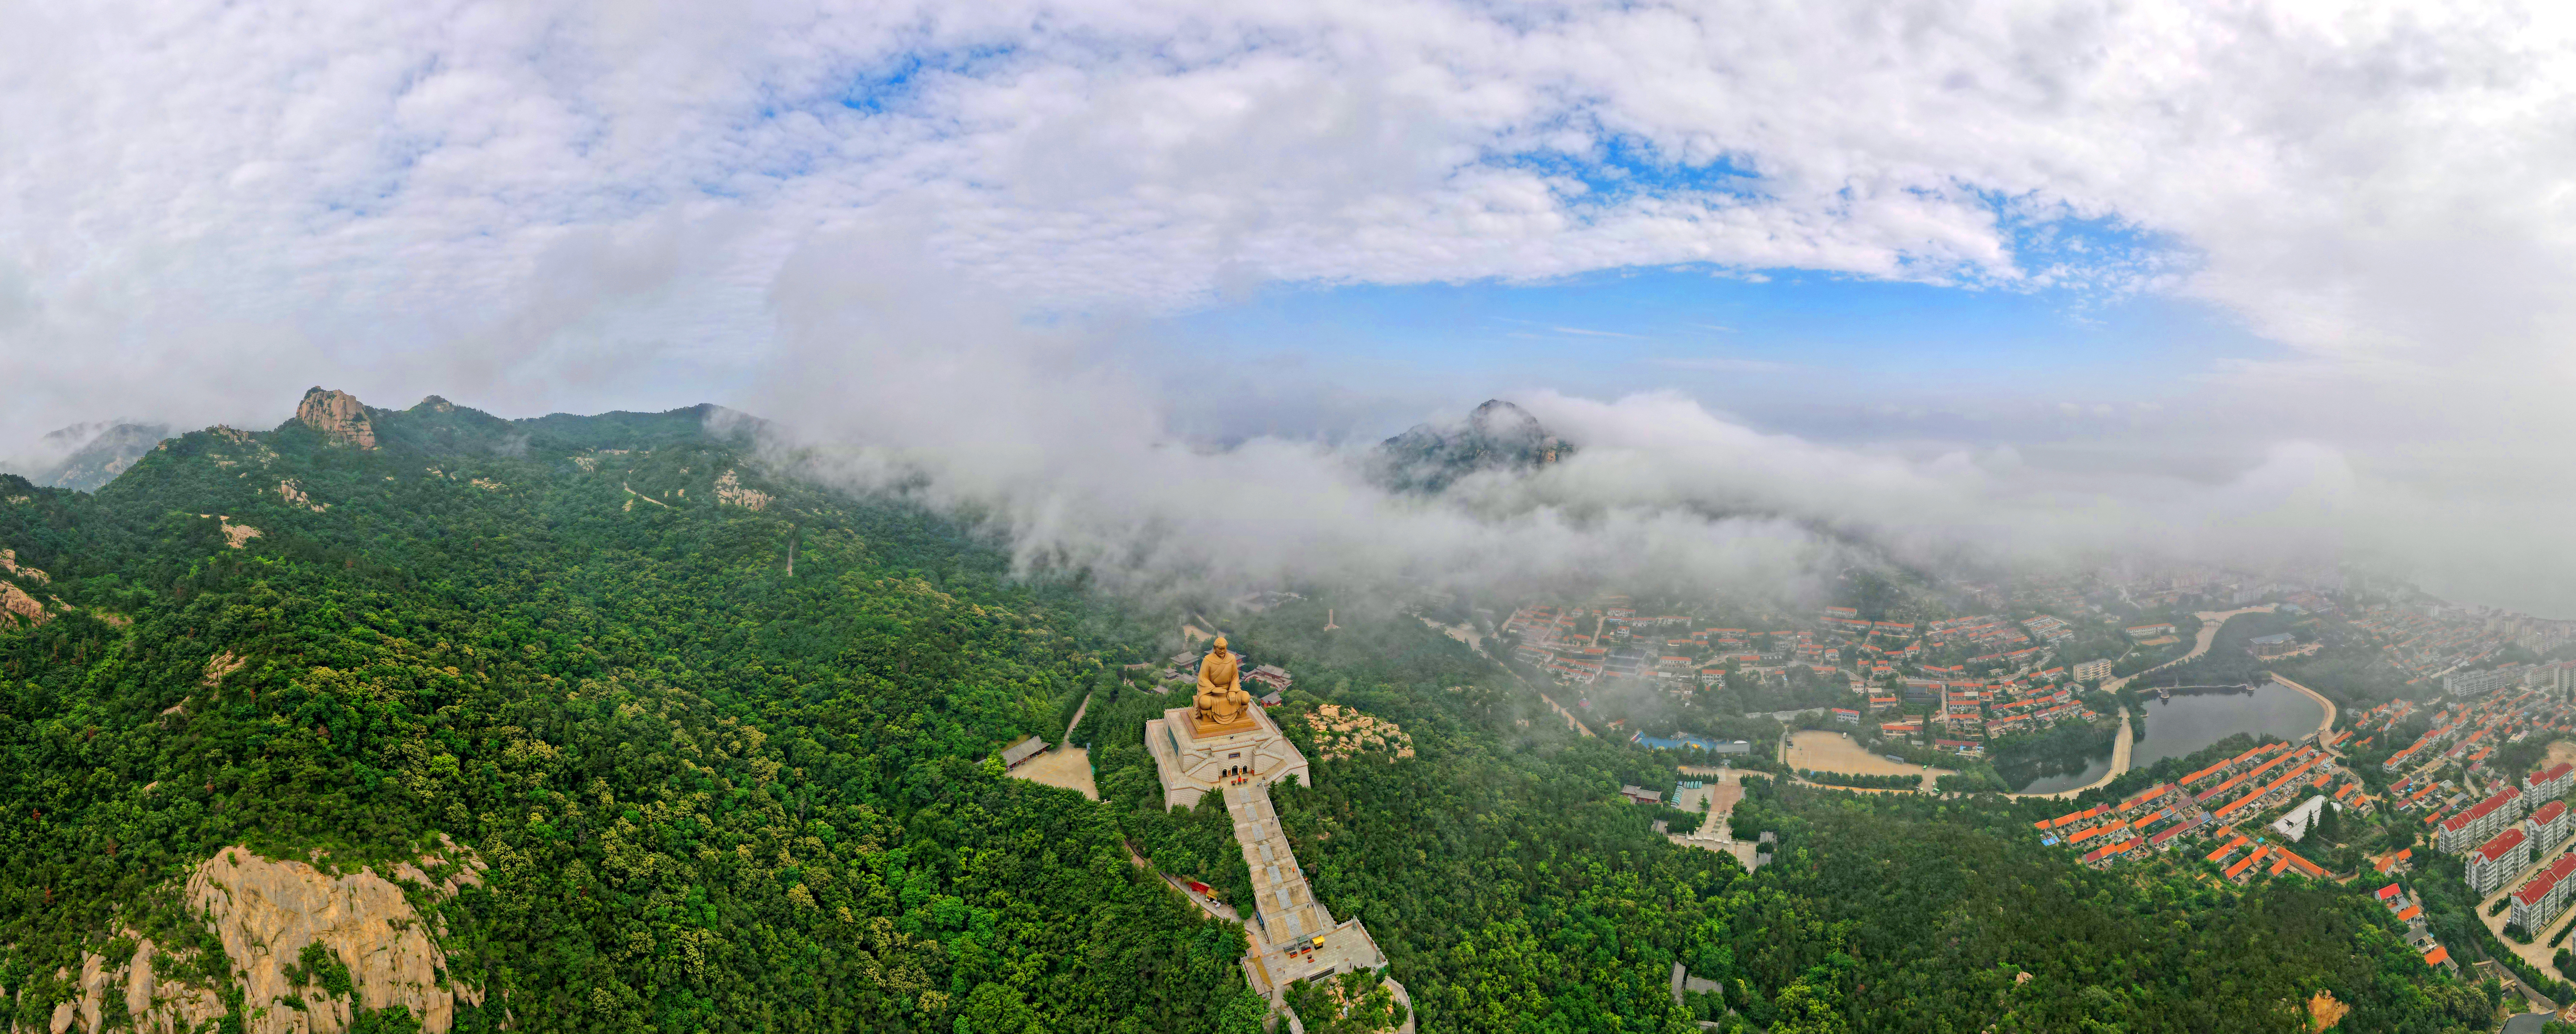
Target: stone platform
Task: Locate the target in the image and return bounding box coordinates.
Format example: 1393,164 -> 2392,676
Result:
1219,779 -> 1396,1019
1145,705 -> 1311,809
1146,706 -> 1399,1023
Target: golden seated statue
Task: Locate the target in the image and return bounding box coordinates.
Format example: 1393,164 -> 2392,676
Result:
1192,637 -> 1259,735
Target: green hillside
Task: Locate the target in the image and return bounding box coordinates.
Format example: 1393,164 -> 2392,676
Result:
0,390 -> 2507,1034
0,391 -> 1246,1034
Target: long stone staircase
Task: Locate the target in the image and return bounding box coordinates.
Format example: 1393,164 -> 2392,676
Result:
1222,781 -> 1413,1032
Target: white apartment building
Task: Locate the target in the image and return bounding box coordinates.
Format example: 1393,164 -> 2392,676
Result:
2512,854 -> 2576,934
2468,826 -> 2530,897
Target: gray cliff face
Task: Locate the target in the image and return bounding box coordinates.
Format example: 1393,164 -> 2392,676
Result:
1370,400 -> 1572,494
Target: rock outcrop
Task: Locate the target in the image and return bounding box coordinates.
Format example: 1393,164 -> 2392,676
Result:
42,934 -> 229,1034
713,470 -> 770,510
1370,399 -> 1572,494
277,481 -> 327,512
295,389 -> 376,450
202,651 -> 247,688
37,846 -> 487,1034
1,582 -> 48,627
0,548 -> 48,583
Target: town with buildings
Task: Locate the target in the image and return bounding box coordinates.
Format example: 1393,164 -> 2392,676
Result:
1497,595 -> 2121,757
1481,566 -> 2576,990
2025,677 -> 2576,980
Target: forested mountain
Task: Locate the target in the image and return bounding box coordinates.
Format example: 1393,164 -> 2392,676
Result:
0,388 -> 2503,1034
4,422 -> 172,492
1,389 -> 1249,1034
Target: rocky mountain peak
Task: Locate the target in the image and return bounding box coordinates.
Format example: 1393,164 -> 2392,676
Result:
297,387 -> 377,449
1370,398 -> 1572,494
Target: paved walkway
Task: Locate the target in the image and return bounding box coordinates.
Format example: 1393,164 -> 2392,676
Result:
1225,782 -> 1336,946
2267,674 -> 2339,742
1668,772 -> 1763,870
1219,781 -> 1400,1027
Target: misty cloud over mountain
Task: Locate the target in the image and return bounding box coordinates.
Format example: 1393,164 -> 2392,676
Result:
8,0 -> 2576,612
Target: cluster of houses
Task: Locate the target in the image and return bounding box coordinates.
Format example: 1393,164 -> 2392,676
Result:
2376,685 -> 2576,817
2036,781 -> 2226,866
1920,614 -> 2046,666
1503,603 -> 1720,684
2031,736 -> 2379,877
2373,883 -> 2456,973
2350,602 -> 2575,691
1502,598 -> 2143,757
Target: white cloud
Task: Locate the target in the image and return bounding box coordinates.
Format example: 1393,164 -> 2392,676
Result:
7,0 -> 2576,607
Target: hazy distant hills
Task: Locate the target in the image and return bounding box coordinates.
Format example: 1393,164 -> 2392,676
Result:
5,420 -> 173,491
6,389 -> 772,494
1371,399 -> 1573,494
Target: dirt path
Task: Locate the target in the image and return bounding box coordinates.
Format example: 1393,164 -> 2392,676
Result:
1163,874 -> 1242,924
1062,692 -> 1092,742
1536,691 -> 1596,737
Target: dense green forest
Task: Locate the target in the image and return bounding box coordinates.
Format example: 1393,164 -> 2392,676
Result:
0,397 -> 1255,1034
0,393 -> 2513,1033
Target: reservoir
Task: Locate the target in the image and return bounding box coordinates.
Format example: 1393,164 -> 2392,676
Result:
2012,680 -> 2328,795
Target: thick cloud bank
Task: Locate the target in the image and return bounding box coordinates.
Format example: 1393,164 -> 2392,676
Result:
8,0 -> 2576,608
747,262 -> 2382,611
9,1 -> 2576,415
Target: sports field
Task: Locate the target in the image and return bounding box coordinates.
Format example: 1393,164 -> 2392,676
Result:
1784,730 -> 1953,791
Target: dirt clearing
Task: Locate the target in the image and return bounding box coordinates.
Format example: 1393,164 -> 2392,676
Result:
1008,746 -> 1099,800
1784,730 -> 1954,791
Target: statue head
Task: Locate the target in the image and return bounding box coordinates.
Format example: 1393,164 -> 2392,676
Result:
1212,636 -> 1229,655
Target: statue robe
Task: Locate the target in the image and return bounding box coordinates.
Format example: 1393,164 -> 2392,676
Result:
1194,649 -> 1254,730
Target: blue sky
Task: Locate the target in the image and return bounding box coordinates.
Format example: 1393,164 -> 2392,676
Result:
13,0 -> 2576,612
1163,264 -> 2275,446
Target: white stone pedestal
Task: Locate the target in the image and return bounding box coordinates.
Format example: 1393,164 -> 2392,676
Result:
1145,705 -> 1310,809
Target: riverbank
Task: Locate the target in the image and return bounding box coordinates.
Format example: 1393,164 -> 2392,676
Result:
2268,673 -> 2340,741
2004,708 -> 2131,800
2001,605 -> 2277,798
